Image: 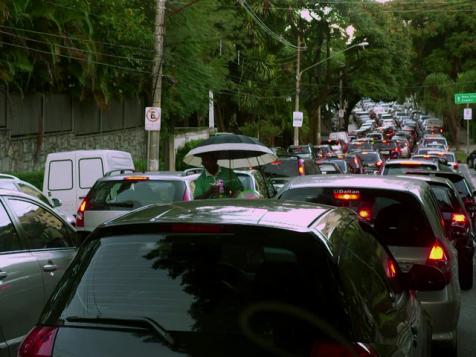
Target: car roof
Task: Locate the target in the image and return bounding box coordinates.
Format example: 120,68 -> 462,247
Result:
0,188 -> 50,203
384,159 -> 437,166
103,199 -> 333,232
397,174 -> 453,187
98,171 -> 200,182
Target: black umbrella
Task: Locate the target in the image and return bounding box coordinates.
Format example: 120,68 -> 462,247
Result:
183,134 -> 276,169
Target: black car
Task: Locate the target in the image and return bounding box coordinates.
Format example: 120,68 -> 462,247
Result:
466,150 -> 476,168
20,200 -> 441,357
262,155 -> 320,190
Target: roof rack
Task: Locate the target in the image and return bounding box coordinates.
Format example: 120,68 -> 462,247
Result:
104,169 -> 136,177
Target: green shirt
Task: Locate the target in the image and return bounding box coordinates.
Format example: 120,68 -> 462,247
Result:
194,167 -> 243,199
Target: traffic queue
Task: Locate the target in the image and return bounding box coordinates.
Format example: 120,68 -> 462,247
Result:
2,102 -> 472,357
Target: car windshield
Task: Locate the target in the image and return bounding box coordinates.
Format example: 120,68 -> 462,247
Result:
383,163 -> 436,175
47,228 -> 347,351
279,187 -> 434,247
87,180 -> 187,210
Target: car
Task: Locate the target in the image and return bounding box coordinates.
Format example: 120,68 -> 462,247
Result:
420,136 -> 449,151
19,200 -> 439,357
347,140 -> 374,153
313,144 -> 333,159
466,149 -> 476,168
235,168 -> 277,199
0,174 -> 75,225
277,175 -> 461,350
400,175 -> 474,289
262,155 -> 320,191
355,151 -> 383,174
287,144 -> 315,159
344,153 -> 365,174
374,140 -> 400,160
0,189 -> 78,357
391,137 -> 411,158
381,159 -> 452,175
327,158 -> 350,174
314,160 -> 343,174
76,171 -> 200,233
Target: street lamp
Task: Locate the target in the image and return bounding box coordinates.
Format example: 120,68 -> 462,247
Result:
293,41 -> 369,145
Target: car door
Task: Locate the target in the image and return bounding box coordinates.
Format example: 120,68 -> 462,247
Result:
45,157 -> 75,215
6,198 -> 77,298
0,199 -> 44,357
340,220 -> 428,356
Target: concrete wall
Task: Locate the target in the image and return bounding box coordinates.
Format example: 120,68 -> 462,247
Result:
0,127 -> 147,172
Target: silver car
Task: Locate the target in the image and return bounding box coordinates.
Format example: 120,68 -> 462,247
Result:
277,175 -> 461,351
0,189 -> 78,357
77,171 -> 199,233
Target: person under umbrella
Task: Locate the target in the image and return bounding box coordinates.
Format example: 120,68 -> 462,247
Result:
193,152 -> 243,199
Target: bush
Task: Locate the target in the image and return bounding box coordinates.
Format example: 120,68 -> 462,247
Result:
175,140 -> 204,171
7,171 -> 44,190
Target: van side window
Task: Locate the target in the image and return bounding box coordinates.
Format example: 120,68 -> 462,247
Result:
8,199 -> 74,250
79,158 -> 104,189
49,160 -> 73,191
0,202 -> 22,253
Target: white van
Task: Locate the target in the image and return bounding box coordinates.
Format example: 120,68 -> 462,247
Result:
43,150 -> 134,216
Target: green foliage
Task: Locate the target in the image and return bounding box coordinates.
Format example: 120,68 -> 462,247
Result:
8,171 -> 44,190
239,119 -> 281,146
175,140 -> 204,171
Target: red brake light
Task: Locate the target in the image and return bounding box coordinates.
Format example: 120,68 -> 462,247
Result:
124,176 -> 149,181
311,341 -> 377,357
376,160 -> 383,167
451,213 -> 466,224
358,208 -> 371,220
428,243 -> 446,261
18,326 -> 58,357
298,159 -> 305,176
271,160 -> 282,165
386,259 -> 397,279
334,192 -> 360,200
76,198 -> 88,228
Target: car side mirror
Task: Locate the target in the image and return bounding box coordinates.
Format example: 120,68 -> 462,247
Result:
51,198 -> 62,207
401,264 -> 447,291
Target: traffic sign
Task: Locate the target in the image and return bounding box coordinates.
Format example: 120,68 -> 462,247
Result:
455,93 -> 476,105
338,109 -> 345,118
464,108 -> 472,120
145,107 -> 161,131
293,111 -> 303,127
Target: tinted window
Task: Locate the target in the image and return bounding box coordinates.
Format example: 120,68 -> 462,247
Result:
383,164 -> 435,175
47,228 -> 348,354
87,180 -> 187,210
8,199 -> 74,249
0,202 -> 22,253
17,183 -> 51,206
357,152 -> 379,164
262,159 -> 298,177
279,187 -> 434,247
431,186 -> 455,211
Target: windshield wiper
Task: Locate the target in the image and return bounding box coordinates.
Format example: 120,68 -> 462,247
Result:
65,315 -> 174,345
107,201 -> 136,208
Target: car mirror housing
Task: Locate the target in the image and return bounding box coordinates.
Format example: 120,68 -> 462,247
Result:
51,198 -> 62,207
401,264 -> 447,291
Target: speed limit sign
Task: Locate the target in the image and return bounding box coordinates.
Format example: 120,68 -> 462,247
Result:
145,107 -> 161,131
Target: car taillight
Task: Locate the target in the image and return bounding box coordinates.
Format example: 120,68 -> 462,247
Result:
298,159 -> 305,176
376,160 -> 383,167
310,341 -> 377,357
427,242 -> 451,283
76,198 -> 88,228
451,213 -> 466,224
358,208 -> 371,220
18,326 -> 58,357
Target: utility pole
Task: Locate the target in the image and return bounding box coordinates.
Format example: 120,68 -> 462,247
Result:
294,35 -> 301,146
339,69 -> 343,130
317,105 -> 321,144
148,0 -> 166,171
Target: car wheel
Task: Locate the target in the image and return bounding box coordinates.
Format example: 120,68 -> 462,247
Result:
459,256 -> 473,290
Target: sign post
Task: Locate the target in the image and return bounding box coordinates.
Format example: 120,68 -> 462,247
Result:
145,107 -> 161,131
293,111 -> 303,128
455,93 -> 476,154
464,106 -> 472,154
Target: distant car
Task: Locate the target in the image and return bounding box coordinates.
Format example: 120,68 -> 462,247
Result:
0,174 -> 75,225
235,169 -> 277,198
277,175 -> 461,350
381,159 -> 452,175
315,160 -> 343,175
327,158 -> 350,174
466,149 -> 476,168
76,171 -> 199,233
374,140 -> 400,160
313,144 -> 332,159
355,151 -> 383,174
287,144 -> 314,159
262,156 -> 320,190
20,200 -> 438,357
347,141 -> 374,153
0,189 -> 78,356
344,153 -> 365,174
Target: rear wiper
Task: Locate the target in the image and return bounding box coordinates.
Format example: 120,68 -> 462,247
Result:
107,201 -> 135,208
66,315 -> 174,345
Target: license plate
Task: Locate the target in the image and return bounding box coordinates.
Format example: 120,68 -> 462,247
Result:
381,151 -> 389,155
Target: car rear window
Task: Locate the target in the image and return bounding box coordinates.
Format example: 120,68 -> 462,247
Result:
317,163 -> 339,174
87,179 -> 187,210
279,187 -> 434,247
375,141 -> 397,150
262,159 -> 298,177
348,142 -> 372,151
357,152 -> 379,164
46,227 -> 348,352
383,163 -> 436,175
